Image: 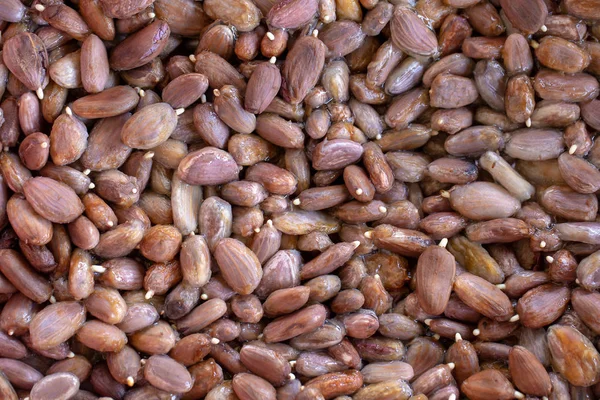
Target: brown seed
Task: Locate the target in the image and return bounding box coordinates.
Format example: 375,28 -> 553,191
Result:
508,346 -> 552,396
391,7 -> 438,58
416,245 -> 455,315
282,36 -> 327,105
304,370 -> 364,399
109,20 -> 170,71
547,324 -> 600,387
178,147 -> 239,186
449,182 -> 521,221
77,320 -> 127,353
232,373 -> 276,400
144,355 -> 193,394
203,0 -> 261,32
461,369 -> 518,400
3,33 -> 48,94
213,238 -> 262,295
72,86 -> 140,119
516,284 -> 570,328
245,62 -> 282,114
267,0 -> 319,29
430,74 -> 478,109
30,301 -> 85,350
453,273 -> 514,321
29,372 -> 80,400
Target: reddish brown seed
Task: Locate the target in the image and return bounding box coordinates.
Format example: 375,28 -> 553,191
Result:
23,177 -> 84,224
29,301 -> 85,350
516,284 -> 570,328
461,369 -> 517,400
77,320 -> 127,353
508,346 -> 552,397
391,7 -> 438,58
263,304 -> 327,343
416,245 -> 455,315
453,273 -> 514,321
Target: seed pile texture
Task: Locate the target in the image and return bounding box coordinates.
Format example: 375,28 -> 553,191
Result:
0,0 -> 599,399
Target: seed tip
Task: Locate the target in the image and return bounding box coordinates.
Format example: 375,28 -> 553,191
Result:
266,32 -> 275,40
424,318 -> 432,326
213,89 -> 220,97
210,337 -> 220,344
83,169 -> 91,175
7,330 -> 14,336
439,238 -> 448,248
36,87 -> 44,100
300,386 -> 305,391
540,25 -> 548,32
49,296 -> 56,304
473,328 -> 480,336
107,220 -> 114,227
569,144 -> 578,155
200,293 -> 208,300
375,133 -> 382,140
267,219 -> 273,227
269,56 -> 276,64
148,12 -> 156,18
92,264 -> 106,273
455,332 -> 462,342
67,351 -> 75,358
288,373 -> 295,380
89,183 -> 95,189
201,94 -> 207,103
289,360 -> 296,367
530,40 -> 539,49
433,334 -> 440,340
312,29 -> 319,37
254,227 -> 261,233
355,188 -> 363,196
145,290 -> 154,300
351,240 -> 361,249
40,141 -> 48,148
525,118 -> 531,127
496,283 -> 506,290
540,240 -> 546,248
126,376 -> 134,387
175,108 -> 185,116
139,89 -> 145,97
144,151 -> 155,159
509,314 -> 520,322
34,4 -> 45,11
448,395 -> 456,400
132,188 -> 138,194
364,230 -> 373,239
440,190 -> 450,198
65,106 -> 73,116
447,362 -> 455,370
515,391 -> 525,399
378,206 -> 387,213
576,279 -> 580,284
292,198 -> 301,206
189,54 -> 197,63
545,255 -> 554,263
140,359 -> 146,365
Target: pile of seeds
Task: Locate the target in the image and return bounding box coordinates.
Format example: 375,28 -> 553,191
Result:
0,0 -> 599,398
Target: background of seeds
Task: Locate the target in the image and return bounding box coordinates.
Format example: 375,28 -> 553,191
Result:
0,0 -> 599,398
